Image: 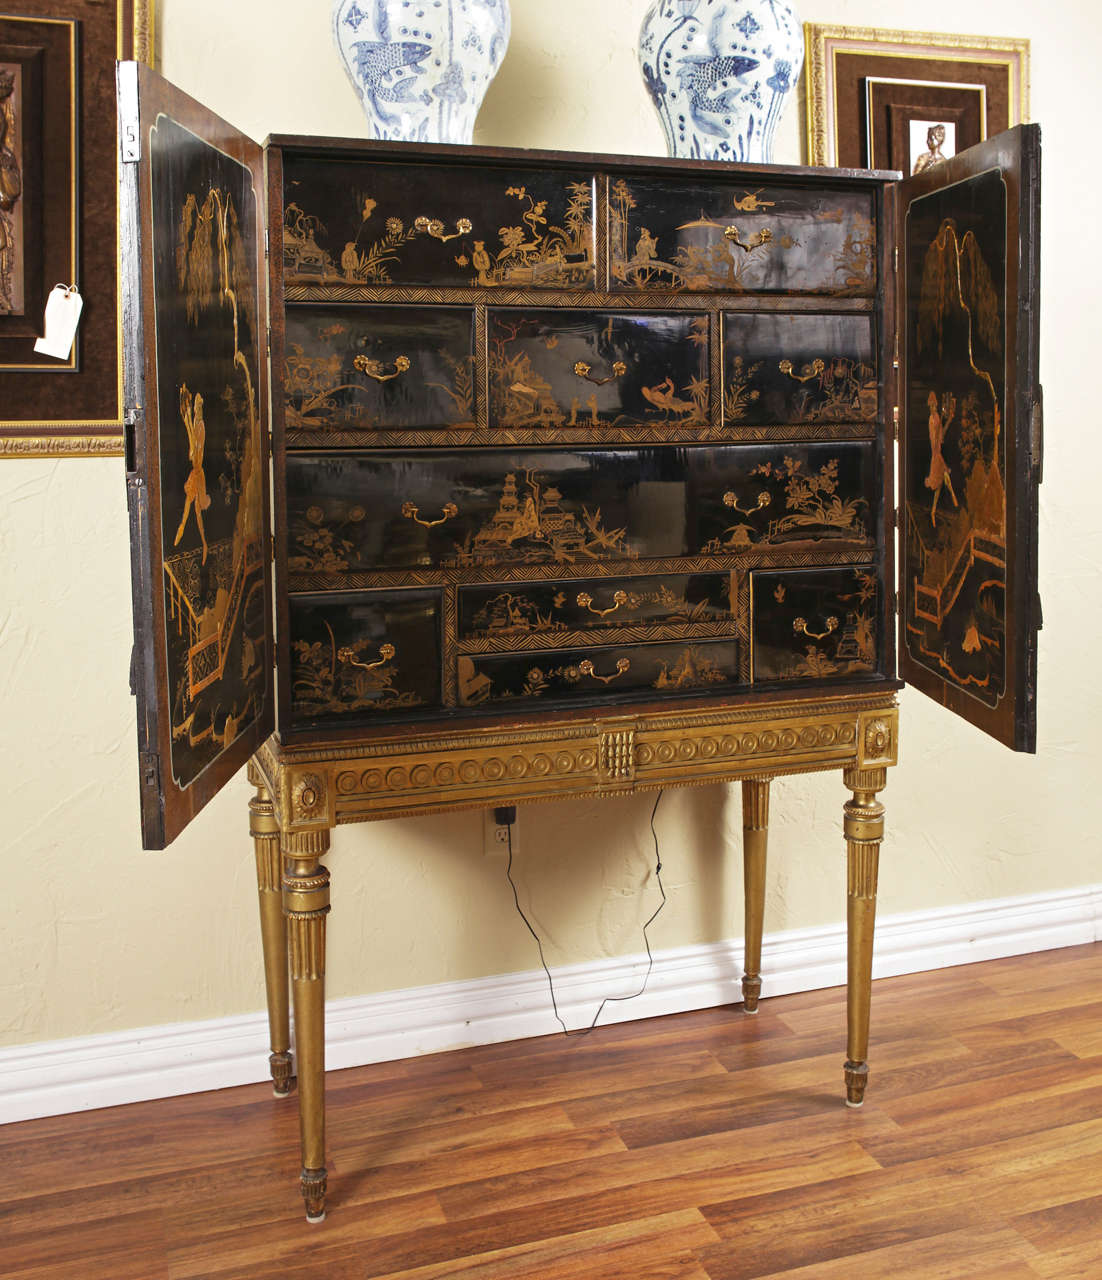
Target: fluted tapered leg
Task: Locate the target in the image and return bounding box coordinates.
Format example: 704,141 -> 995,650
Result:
248,761 -> 294,1096
282,828 -> 331,1222
842,765 -> 886,1107
741,776 -> 771,1014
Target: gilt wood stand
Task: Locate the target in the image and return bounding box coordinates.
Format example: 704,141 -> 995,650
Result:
247,689 -> 898,1221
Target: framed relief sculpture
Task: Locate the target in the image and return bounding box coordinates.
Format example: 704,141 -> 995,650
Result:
804,25 -> 1029,172
0,1 -> 153,458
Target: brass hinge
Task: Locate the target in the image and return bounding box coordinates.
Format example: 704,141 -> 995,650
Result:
892,330 -> 900,372
1030,390 -> 1044,483
264,229 -> 270,260
139,750 -> 161,794
892,405 -> 900,440
118,62 -> 141,163
266,326 -> 271,358
894,245 -> 899,277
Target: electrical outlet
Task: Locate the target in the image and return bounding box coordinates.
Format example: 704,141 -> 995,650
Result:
483,807 -> 518,857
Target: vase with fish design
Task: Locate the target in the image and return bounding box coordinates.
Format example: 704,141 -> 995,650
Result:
638,0 -> 803,163
332,0 -> 510,143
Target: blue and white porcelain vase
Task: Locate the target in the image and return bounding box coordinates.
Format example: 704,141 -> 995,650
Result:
332,0 -> 510,143
639,0 -> 803,163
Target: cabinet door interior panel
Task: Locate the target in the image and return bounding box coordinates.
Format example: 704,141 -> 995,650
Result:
287,590 -> 443,729
281,156 -> 597,290
283,304 -> 476,437
723,312 -> 878,425
457,571 -> 737,651
750,567 -> 883,684
487,308 -> 710,432
458,638 -> 742,710
609,175 -> 877,296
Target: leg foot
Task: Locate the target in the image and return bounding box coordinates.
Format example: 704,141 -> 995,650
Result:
270,1051 -> 295,1097
842,765 -> 886,1109
301,1166 -> 328,1222
741,777 -> 771,1014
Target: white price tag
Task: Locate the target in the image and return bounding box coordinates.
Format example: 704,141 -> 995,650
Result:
34,284 -> 84,360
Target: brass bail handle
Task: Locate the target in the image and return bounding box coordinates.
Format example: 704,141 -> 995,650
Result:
574,359 -> 627,387
402,500 -> 458,529
337,642 -> 395,672
722,490 -> 771,517
793,615 -> 838,641
576,589 -> 627,618
579,657 -> 630,684
353,353 -> 411,382
779,358 -> 826,383
723,226 -> 773,252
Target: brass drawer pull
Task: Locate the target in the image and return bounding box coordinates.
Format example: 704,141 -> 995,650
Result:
579,656 -> 630,684
779,358 -> 826,383
574,359 -> 627,386
353,353 -> 411,382
414,215 -> 473,243
793,616 -> 838,641
402,500 -> 458,529
722,490 -> 772,517
337,642 -> 395,672
723,226 -> 773,253
576,589 -> 627,618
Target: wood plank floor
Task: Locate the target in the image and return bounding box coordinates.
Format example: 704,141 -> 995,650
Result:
2,943 -> 1101,1279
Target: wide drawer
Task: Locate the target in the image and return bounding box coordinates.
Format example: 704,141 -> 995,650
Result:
283,305 -> 475,433
284,442 -> 879,582
488,308 -> 709,431
287,590 -> 442,729
750,567 -> 882,683
458,638 -> 741,708
282,156 -> 597,289
723,313 -> 878,426
609,176 -> 876,296
458,571 -> 736,651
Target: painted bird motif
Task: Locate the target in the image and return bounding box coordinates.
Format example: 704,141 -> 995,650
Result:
350,40 -> 432,121
676,53 -> 759,137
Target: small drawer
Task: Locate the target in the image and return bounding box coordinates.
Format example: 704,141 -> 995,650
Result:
458,572 -> 735,649
283,305 -> 475,434
458,638 -> 741,708
488,309 -> 709,431
750,568 -> 881,683
282,156 -> 596,289
609,175 -> 876,296
723,313 -> 878,425
287,590 -> 442,728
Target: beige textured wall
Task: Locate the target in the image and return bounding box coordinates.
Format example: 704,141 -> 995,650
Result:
1,0 -> 1098,1049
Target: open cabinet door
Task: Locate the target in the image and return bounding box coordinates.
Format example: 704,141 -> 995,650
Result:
118,62 -> 273,848
897,124 -> 1041,753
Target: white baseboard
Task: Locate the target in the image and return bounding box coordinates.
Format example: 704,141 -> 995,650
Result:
3,883 -> 1099,1125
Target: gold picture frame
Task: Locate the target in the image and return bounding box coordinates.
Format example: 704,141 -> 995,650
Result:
0,0 -> 155,459
804,24 -> 1029,170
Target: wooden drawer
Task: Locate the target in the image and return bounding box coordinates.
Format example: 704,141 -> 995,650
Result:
287,590 -> 442,729
281,156 -> 597,289
723,313 -> 878,426
750,567 -> 882,683
458,638 -> 741,708
609,176 -> 876,296
283,305 -> 475,435
458,572 -> 735,651
284,442 -> 880,584
488,308 -> 709,431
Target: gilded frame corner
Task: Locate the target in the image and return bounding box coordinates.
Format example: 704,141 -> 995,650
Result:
0,0 -> 155,460
804,24 -> 1030,170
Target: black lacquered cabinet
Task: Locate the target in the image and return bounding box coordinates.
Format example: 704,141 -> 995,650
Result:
117,61 -> 1041,1221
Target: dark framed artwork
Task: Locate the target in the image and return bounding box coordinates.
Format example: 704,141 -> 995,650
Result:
804,26 -> 1029,171
0,1 -> 154,458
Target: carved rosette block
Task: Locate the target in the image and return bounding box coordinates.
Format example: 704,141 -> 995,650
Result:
842,764 -> 887,1107
741,776 -> 772,1014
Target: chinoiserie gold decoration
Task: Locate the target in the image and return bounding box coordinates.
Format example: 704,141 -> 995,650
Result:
779,358 -> 827,383
353,353 -> 411,381
401,500 -> 458,528
793,616 -> 839,640
573,359 -> 627,385
576,589 -> 627,618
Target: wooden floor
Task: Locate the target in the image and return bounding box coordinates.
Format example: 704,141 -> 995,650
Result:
3,943 -> 1102,1279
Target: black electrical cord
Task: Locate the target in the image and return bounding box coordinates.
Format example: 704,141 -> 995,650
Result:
504,790 -> 667,1036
